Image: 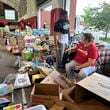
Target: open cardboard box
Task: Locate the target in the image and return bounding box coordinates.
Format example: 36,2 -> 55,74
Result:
63,73 -> 110,110
63,87 -> 110,110
76,73 -> 110,103
41,70 -> 72,89
31,83 -> 59,109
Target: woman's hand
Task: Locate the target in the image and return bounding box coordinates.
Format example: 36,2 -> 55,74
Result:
74,66 -> 80,70
65,48 -> 72,54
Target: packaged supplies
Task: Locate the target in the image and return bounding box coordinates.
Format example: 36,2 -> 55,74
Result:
41,70 -> 71,89
32,29 -> 40,36
6,45 -> 12,52
0,98 -> 11,109
3,104 -> 22,110
12,32 -> 22,36
37,66 -> 54,76
32,62 -> 50,69
12,48 -> 21,54
40,36 -> 46,42
0,37 -> 5,46
0,84 -> 13,96
46,55 -> 54,66
33,45 -> 43,51
16,36 -> 25,48
24,35 -> 32,47
24,35 -> 36,47
18,62 -> 33,72
9,37 -> 17,46
22,48 -> 34,61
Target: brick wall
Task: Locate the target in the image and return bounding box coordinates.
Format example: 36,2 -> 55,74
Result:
41,10 -> 50,28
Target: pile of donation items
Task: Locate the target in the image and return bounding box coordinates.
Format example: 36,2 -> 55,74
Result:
0,28 -> 110,110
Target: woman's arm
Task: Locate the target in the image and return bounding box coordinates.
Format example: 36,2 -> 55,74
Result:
65,47 -> 76,54
75,58 -> 96,70
79,58 -> 96,69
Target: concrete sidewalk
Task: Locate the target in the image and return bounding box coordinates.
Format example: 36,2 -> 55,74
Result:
0,47 -> 17,82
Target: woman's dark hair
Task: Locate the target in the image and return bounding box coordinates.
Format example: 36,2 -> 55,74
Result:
83,33 -> 94,42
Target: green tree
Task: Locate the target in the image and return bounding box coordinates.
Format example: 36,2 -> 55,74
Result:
82,2 -> 110,39
93,2 -> 110,39
81,6 -> 95,26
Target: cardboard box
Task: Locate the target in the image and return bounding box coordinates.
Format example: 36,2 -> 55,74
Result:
49,104 -> 64,110
0,29 -> 3,37
63,86 -> 76,104
63,87 -> 110,110
41,70 -> 71,89
77,73 -> 110,103
32,73 -> 45,83
9,37 -> 17,46
31,83 -> 59,108
63,86 -> 90,103
49,99 -> 78,110
0,37 -> 5,46
62,73 -> 110,110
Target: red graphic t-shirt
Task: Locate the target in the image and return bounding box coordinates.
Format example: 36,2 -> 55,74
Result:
74,42 -> 98,65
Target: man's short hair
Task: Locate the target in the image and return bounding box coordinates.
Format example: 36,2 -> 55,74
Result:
60,10 -> 68,17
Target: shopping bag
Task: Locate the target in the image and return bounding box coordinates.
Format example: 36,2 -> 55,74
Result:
14,73 -> 31,89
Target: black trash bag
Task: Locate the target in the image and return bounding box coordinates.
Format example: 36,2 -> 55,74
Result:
62,51 -> 77,69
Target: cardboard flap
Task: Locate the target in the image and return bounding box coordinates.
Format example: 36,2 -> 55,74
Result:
41,70 -> 71,89
31,85 -> 35,95
34,83 -> 59,96
77,73 -> 110,102
49,104 -> 64,110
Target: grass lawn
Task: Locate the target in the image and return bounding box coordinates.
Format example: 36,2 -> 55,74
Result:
100,37 -> 110,43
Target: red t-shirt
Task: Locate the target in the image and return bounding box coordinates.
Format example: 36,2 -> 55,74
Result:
74,42 -> 98,66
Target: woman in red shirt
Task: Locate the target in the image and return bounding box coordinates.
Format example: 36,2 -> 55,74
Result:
66,33 -> 98,81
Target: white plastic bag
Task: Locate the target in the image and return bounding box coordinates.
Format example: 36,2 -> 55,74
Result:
14,73 -> 31,89
26,105 -> 47,110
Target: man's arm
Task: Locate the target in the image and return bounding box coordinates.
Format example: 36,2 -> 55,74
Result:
54,32 -> 58,49
54,21 -> 60,49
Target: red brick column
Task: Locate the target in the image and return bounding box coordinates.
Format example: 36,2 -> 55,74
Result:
69,0 -> 77,34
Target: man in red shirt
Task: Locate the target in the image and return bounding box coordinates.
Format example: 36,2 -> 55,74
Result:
66,33 -> 98,81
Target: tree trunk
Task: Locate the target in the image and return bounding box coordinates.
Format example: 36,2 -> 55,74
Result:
105,31 -> 108,39
105,27 -> 108,39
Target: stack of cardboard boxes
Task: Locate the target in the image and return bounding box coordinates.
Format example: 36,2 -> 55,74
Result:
30,73 -> 110,110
